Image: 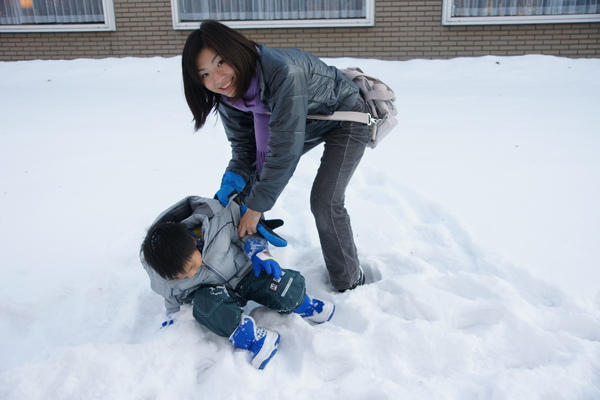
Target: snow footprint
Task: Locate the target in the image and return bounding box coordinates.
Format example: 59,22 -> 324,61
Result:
452,304 -> 505,334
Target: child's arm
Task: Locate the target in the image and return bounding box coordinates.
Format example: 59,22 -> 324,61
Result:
142,259 -> 184,315
164,297 -> 181,315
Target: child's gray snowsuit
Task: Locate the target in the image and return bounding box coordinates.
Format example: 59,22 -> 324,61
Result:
140,195 -> 306,337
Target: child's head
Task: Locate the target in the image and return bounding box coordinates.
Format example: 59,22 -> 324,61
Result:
142,222 -> 202,280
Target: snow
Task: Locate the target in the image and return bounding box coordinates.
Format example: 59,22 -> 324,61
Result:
1,54 -> 599,399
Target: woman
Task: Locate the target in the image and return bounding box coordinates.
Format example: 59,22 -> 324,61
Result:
181,20 -> 369,292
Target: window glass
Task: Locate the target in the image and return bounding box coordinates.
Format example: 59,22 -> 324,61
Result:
0,0 -> 116,32
443,0 -> 600,24
173,0 -> 374,29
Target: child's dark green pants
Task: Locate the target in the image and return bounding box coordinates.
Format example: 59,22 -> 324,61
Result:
188,269 -> 306,337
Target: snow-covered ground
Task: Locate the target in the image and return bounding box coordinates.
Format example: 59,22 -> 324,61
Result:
1,54 -> 599,399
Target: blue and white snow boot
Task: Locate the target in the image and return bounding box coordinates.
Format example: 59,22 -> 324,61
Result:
294,294 -> 335,324
229,315 -> 280,370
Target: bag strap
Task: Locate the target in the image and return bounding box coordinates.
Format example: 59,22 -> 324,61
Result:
307,111 -> 372,125
306,68 -> 394,126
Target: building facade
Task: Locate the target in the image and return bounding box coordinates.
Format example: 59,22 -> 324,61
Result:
1,0 -> 599,61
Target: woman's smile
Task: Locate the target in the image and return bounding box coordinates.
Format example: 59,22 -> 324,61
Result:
219,77 -> 234,93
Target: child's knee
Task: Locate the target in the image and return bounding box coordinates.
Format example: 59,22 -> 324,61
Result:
190,286 -> 243,337
274,269 -> 307,313
239,269 -> 306,314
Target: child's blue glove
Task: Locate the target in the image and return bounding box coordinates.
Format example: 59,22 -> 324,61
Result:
161,313 -> 174,329
244,238 -> 282,280
215,171 -> 246,206
251,250 -> 282,280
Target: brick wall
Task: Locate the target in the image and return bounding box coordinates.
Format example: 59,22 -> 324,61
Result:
1,0 -> 599,61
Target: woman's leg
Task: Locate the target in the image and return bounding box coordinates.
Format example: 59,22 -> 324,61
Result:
310,98 -> 370,291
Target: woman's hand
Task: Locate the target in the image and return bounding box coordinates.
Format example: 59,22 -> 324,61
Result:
238,207 -> 262,237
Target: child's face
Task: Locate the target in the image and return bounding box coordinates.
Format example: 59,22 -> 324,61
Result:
176,249 -> 202,280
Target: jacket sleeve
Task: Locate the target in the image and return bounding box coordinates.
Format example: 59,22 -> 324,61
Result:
164,297 -> 181,314
245,64 -> 309,212
148,270 -> 183,314
218,102 -> 257,183
141,253 -> 183,314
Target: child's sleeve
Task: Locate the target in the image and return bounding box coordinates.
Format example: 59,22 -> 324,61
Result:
242,235 -> 269,259
142,258 -> 184,314
148,278 -> 183,314
164,297 -> 181,314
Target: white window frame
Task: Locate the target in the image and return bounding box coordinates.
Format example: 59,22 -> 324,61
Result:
171,0 -> 375,30
0,0 -> 116,33
442,0 -> 600,25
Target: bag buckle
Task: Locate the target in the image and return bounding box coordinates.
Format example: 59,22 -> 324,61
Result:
367,113 -> 387,127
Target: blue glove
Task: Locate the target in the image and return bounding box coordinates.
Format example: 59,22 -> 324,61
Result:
251,250 -> 282,280
215,171 -> 246,206
240,205 -> 288,247
161,313 -> 174,329
244,239 -> 282,279
256,218 -> 287,247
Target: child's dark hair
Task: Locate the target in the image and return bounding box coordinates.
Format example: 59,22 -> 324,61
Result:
142,222 -> 197,280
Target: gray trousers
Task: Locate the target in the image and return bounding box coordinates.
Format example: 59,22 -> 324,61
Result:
309,97 -> 370,291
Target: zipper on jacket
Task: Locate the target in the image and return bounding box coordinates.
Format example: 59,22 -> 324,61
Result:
203,262 -> 234,291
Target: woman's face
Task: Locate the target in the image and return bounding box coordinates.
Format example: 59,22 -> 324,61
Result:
196,47 -> 237,97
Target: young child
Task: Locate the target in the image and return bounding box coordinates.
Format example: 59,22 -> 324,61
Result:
140,195 -> 335,370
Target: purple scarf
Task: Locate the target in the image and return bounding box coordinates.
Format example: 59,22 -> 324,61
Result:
224,71 -> 270,174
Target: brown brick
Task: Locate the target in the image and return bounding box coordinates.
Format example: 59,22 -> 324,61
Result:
1,0 -> 599,61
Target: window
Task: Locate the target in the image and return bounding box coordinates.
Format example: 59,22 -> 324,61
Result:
0,0 -> 116,32
442,0 -> 600,25
171,0 -> 374,29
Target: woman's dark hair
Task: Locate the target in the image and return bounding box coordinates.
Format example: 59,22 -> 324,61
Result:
141,222 -> 197,280
181,20 -> 259,131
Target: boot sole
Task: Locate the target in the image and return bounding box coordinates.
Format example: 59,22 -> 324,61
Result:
252,333 -> 281,370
